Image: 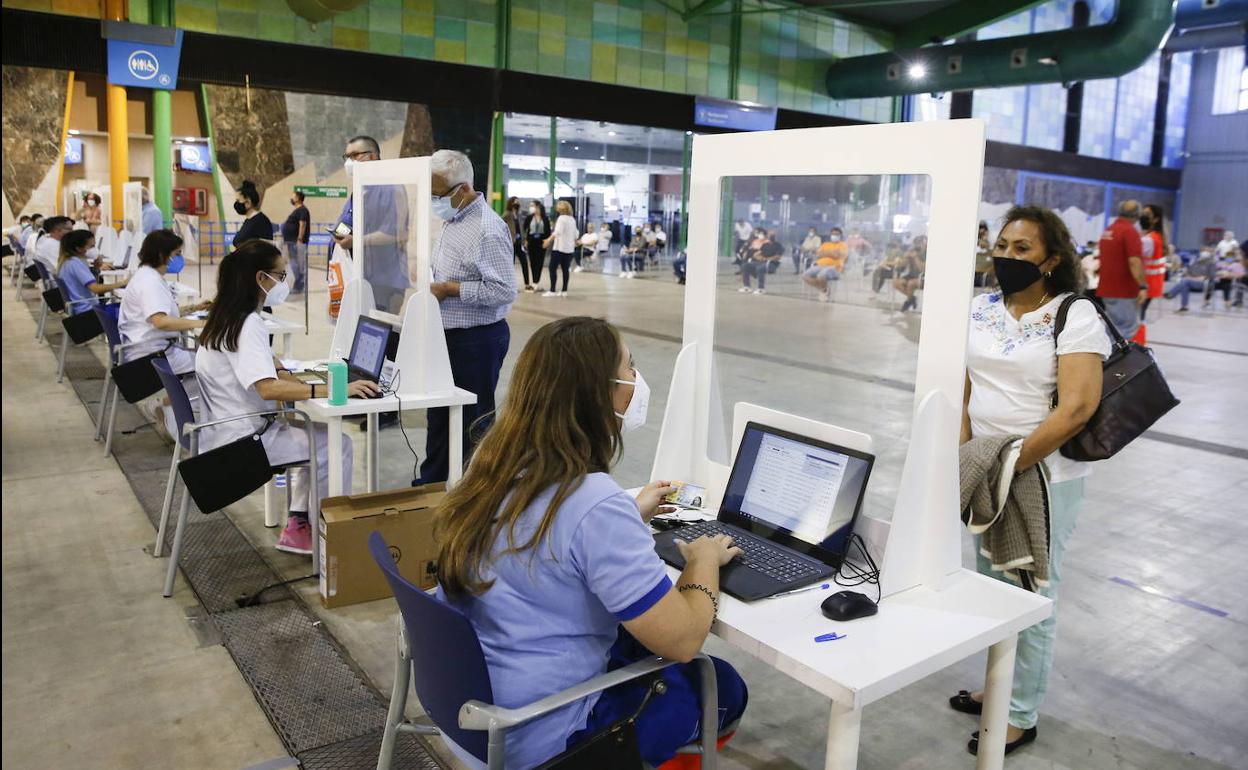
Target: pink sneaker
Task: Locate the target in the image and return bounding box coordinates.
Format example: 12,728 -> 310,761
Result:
275,516 -> 313,556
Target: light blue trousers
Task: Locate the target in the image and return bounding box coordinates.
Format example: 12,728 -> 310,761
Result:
975,477 -> 1084,730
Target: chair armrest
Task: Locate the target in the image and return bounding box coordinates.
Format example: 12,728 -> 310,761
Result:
184,406 -> 311,434
459,655 -> 685,731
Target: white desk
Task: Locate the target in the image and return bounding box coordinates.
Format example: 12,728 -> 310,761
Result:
652,511 -> 1051,769
302,387 -> 477,497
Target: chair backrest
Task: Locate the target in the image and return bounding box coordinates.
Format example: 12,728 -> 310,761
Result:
93,304 -> 123,351
367,532 -> 495,762
33,260 -> 53,285
151,358 -> 195,450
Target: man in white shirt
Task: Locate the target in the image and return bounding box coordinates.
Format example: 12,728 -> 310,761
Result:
733,219 -> 752,257
33,216 -> 73,275
1216,230 -> 1239,258
595,223 -> 613,260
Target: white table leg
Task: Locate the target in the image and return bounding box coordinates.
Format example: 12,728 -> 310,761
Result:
367,411 -> 378,493
824,700 -> 861,770
327,416 -> 344,497
263,479 -> 280,527
448,405 -> 463,487
976,634 -> 1019,770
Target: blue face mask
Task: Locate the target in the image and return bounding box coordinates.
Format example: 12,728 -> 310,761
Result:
431,184 -> 462,221
166,254 -> 185,274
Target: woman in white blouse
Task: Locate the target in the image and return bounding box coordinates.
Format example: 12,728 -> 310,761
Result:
542,200 -> 579,297
952,206 -> 1110,756
196,241 -> 378,555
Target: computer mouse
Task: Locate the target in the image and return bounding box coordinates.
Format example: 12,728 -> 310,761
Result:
820,590 -> 877,621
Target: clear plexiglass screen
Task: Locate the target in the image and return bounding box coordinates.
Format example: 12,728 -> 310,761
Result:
358,182 -> 422,316
709,174 -> 942,523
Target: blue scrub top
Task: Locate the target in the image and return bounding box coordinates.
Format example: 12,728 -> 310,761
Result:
57,257 -> 100,314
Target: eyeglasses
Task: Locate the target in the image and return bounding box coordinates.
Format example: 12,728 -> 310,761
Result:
265,270 -> 288,282
342,150 -> 374,161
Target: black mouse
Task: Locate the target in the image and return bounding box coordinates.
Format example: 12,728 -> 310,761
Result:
820,590 -> 877,621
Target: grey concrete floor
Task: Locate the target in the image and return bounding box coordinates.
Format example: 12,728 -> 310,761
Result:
4,259 -> 1247,770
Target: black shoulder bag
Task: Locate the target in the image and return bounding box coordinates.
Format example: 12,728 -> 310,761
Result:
1052,295 -> 1179,461
178,417 -> 277,514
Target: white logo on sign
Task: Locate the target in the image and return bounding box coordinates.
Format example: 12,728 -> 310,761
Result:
182,146 -> 201,164
127,50 -> 160,81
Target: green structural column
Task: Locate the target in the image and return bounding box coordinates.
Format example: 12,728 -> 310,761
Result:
548,116 -> 557,202
679,131 -> 692,250
719,178 -> 735,259
151,0 -> 174,225
728,0 -> 742,100
490,111 -> 506,214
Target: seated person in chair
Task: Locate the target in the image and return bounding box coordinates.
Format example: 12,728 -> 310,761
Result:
802,226 -> 848,302
435,317 -> 748,770
195,241 -> 378,555
57,230 -> 128,317
892,246 -> 926,312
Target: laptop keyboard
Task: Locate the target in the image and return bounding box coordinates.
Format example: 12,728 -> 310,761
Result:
673,521 -> 820,583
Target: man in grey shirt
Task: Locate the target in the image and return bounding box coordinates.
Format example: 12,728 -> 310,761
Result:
1165,249 -> 1216,312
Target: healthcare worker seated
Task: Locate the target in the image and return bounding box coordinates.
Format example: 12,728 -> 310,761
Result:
195,241 -> 379,555
57,230 -> 128,317
434,316 -> 748,770
117,229 -> 209,375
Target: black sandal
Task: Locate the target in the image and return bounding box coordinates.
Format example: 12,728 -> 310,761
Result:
967,726 -> 1037,756
948,690 -> 982,715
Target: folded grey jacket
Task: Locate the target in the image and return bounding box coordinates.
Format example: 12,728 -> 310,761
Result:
959,434 -> 1051,590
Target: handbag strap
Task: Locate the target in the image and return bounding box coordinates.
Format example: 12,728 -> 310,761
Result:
1053,293 -> 1129,353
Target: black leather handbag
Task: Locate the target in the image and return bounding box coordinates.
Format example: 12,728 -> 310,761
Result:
178,419 -> 276,513
111,350 -> 170,403
1053,295 -> 1180,461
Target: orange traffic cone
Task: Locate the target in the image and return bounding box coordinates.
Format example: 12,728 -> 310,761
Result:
1132,323 -> 1147,345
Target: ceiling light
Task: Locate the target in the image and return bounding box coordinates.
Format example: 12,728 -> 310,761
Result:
685,131 -> 693,136
908,63 -> 927,79
519,138 -> 525,143
185,136 -> 196,141
68,129 -> 80,135
600,155 -> 606,160
608,131 -> 616,136
1038,56 -> 1058,66
574,145 -> 580,150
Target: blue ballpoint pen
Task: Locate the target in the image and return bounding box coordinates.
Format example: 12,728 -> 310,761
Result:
767,582 -> 832,599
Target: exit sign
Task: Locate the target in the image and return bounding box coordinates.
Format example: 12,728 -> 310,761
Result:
295,185 -> 349,198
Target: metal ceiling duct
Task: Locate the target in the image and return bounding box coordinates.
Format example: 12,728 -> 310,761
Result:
826,0 -> 1174,99
1167,0 -> 1248,52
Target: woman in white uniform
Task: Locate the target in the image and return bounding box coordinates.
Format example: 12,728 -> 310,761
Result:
117,229 -> 208,375
195,241 -> 379,555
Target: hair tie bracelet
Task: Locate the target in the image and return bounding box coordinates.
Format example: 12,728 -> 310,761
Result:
678,583 -> 718,621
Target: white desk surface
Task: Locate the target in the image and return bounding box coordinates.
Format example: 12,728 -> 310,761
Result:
649,504 -> 1051,712
302,386 -> 477,418
689,565 -> 1050,710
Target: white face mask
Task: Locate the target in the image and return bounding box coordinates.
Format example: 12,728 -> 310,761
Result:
262,271 -> 290,307
85,247 -> 100,260
344,159 -> 356,178
611,368 -> 650,433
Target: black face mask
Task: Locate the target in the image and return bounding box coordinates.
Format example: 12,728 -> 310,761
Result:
233,201 -> 248,215
992,256 -> 1044,295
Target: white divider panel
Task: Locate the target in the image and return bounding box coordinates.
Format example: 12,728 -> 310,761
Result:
654,119 -> 985,600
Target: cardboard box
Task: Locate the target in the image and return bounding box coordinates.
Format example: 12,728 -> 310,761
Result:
318,483 -> 445,608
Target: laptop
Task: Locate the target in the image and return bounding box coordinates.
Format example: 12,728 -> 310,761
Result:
653,422 -> 875,602
345,316 -> 393,394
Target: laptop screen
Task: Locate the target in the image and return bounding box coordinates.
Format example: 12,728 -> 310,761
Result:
720,422 -> 874,564
348,317 -> 391,379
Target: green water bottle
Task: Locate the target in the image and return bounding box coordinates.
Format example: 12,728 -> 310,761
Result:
327,361 -> 348,405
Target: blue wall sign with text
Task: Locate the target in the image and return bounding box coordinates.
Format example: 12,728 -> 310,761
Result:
178,143 -> 212,172
694,98 -> 778,132
107,30 -> 184,90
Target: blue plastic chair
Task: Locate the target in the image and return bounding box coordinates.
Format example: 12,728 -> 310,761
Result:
151,357 -> 320,597
367,531 -> 723,770
33,260 -> 57,342
92,305 -> 145,457
53,280 -> 105,383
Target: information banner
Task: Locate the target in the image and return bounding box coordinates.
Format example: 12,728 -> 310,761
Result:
295,185 -> 350,199
694,97 -> 778,132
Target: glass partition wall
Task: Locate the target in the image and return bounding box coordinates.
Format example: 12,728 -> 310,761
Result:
709,173 -> 933,523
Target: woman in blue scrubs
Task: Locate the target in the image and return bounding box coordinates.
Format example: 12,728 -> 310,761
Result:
435,316 -> 749,770
56,229 -> 127,317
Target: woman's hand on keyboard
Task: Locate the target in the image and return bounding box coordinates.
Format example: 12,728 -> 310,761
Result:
677,534 -> 743,567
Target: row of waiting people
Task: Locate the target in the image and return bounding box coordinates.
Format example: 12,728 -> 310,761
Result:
20,228 -> 361,562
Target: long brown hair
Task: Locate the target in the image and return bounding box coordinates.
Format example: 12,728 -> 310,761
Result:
436,317 -> 625,596
200,240 -> 282,352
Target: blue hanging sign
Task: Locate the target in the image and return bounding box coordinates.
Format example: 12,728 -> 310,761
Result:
106,27 -> 184,90
64,137 -> 84,165
694,97 -> 778,132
